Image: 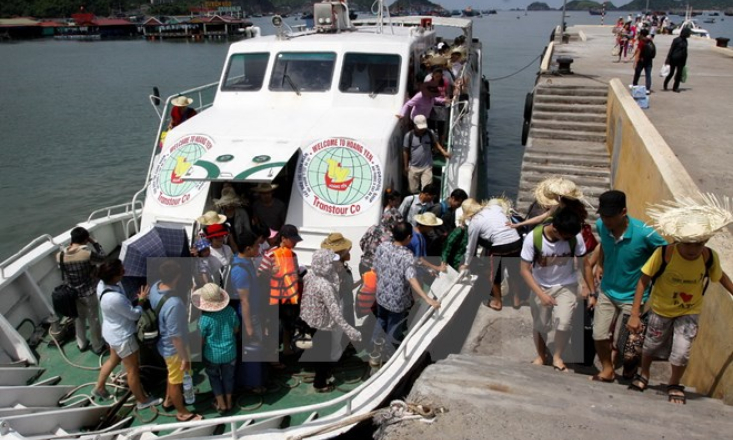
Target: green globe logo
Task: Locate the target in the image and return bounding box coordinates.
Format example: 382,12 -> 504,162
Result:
158,143 -> 207,197
308,147 -> 372,205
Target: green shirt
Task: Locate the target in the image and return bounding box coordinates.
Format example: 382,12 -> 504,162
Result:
442,226 -> 468,270
198,306 -> 239,364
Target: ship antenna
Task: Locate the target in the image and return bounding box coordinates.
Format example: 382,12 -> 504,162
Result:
372,0 -> 394,34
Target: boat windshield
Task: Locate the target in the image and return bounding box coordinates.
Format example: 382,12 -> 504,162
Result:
221,52 -> 270,91
269,52 -> 336,92
339,53 -> 401,95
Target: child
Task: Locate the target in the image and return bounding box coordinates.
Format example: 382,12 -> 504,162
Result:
193,283 -> 239,414
193,238 -> 213,287
627,194 -> 733,404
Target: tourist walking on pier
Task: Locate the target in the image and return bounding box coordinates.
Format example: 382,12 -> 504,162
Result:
663,27 -> 691,93
627,194 -> 733,404
584,191 -> 666,383
632,29 -> 655,94
520,207 -> 594,371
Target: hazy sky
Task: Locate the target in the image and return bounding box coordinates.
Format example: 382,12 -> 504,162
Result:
399,1 -> 616,9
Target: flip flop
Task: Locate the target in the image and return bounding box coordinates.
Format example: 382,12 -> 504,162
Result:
176,413 -> 204,422
590,374 -> 615,383
553,364 -> 568,373
485,300 -> 502,311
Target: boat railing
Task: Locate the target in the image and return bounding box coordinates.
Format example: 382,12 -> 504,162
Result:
106,270 -> 471,439
0,235 -> 57,279
87,201 -> 143,223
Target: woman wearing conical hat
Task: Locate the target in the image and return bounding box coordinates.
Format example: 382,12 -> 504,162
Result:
169,95 -> 197,129
626,194 -> 733,404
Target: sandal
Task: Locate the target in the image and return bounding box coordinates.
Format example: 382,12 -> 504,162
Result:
485,299 -> 502,311
590,374 -> 615,383
667,384 -> 687,405
628,374 -> 649,392
314,384 -> 334,393
176,413 -> 204,422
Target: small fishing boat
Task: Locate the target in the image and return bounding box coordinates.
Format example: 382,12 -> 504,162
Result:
0,1 -> 487,439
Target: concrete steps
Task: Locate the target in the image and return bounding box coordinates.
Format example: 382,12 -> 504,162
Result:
533,102 -> 607,114
532,110 -> 607,124
534,94 -> 608,106
530,127 -> 606,143
531,119 -> 607,133
378,353 -> 733,440
535,85 -> 609,97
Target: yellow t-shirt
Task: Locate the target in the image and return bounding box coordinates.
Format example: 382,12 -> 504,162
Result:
642,246 -> 722,318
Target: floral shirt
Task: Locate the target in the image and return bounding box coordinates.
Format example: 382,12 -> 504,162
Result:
300,249 -> 360,341
374,242 -> 417,313
359,209 -> 403,270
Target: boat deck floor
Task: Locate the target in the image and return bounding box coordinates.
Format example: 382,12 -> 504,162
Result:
29,326 -> 369,435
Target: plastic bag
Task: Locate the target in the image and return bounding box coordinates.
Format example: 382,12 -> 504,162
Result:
659,64 -> 670,77
681,66 -> 688,83
611,45 -> 620,57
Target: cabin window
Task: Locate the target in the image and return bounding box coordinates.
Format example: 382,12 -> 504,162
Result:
339,53 -> 401,95
221,53 -> 270,91
269,52 -> 336,92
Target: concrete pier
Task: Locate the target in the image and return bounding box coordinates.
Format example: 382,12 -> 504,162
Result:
378,26 -> 733,439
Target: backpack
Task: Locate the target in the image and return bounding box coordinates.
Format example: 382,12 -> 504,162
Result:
137,294 -> 169,346
643,40 -> 656,60
407,129 -> 437,158
400,195 -> 431,220
52,252 -> 79,318
650,244 -> 715,295
532,224 -> 577,266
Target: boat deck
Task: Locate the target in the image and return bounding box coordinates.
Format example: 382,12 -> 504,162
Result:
27,325 -> 369,435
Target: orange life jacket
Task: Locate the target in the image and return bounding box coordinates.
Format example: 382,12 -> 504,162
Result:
355,270 -> 377,317
269,247 -> 300,305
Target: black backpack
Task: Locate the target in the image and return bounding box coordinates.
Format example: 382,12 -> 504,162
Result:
137,294 -> 169,345
51,252 -> 80,318
643,40 -> 656,60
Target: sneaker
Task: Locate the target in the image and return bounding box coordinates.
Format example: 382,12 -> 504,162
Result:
91,345 -> 108,356
136,396 -> 163,411
92,387 -> 112,401
78,341 -> 90,353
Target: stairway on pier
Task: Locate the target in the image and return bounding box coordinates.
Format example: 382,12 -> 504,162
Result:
516,84 -> 611,225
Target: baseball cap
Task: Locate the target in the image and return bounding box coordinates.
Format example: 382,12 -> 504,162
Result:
597,190 -> 627,216
279,224 -> 303,242
414,114 -> 428,130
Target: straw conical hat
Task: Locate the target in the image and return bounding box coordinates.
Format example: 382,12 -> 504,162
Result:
647,193 -> 733,243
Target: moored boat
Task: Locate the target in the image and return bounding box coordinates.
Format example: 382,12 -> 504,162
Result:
0,1 -> 486,439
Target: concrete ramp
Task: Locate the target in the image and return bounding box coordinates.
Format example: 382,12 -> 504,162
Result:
378,352 -> 733,440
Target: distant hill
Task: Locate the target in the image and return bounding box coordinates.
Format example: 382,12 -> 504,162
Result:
527,2 -> 553,11
619,0 -> 731,10
389,0 -> 446,13
565,1 -> 617,11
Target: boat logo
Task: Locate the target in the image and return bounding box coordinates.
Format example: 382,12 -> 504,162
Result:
252,155 -> 271,163
216,154 -> 234,163
297,137 -> 382,217
151,134 -> 215,207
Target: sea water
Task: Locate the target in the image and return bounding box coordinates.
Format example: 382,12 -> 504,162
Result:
1,12 -> 732,260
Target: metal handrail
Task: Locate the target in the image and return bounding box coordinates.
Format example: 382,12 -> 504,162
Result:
0,235 -> 57,279
106,270 -> 470,439
441,52 -> 474,199
86,201 -> 144,223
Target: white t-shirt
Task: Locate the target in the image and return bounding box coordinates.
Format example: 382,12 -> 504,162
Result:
520,228 -> 585,288
207,244 -> 233,284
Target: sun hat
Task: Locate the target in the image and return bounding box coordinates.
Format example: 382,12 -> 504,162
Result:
197,210 -> 227,225
647,193 -> 733,243
414,212 -> 444,227
193,238 -> 211,252
172,96 -> 193,107
280,224 -> 303,242
204,223 -> 229,239
191,283 -> 229,312
413,114 -> 428,130
213,192 -> 242,208
321,232 -> 353,253
251,182 -> 278,193
487,196 -> 513,217
460,198 -> 485,223
533,176 -> 583,207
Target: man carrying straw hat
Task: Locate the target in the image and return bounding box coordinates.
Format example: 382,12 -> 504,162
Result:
169,95 -> 197,129
626,194 -> 733,405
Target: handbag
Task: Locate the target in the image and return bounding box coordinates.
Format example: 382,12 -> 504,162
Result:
51,251 -> 80,318
617,312 -> 649,378
581,223 -> 598,254
659,64 -> 670,77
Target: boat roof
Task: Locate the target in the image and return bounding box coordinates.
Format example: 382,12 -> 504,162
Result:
353,15 -> 473,31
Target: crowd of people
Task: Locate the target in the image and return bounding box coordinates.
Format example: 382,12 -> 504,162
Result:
612,13 -> 691,94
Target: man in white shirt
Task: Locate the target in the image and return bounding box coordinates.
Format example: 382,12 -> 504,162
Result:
520,207 -> 594,372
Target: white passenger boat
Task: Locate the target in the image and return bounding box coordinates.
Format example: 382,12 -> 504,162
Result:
0,1 -> 487,438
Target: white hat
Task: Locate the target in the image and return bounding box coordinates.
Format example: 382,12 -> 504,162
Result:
460,198 -> 485,223
647,193 -> 733,243
197,210 -> 227,226
192,283 -> 230,312
213,192 -> 243,208
414,114 -> 428,130
414,212 -> 443,227
533,176 -> 583,207
172,96 -> 193,107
